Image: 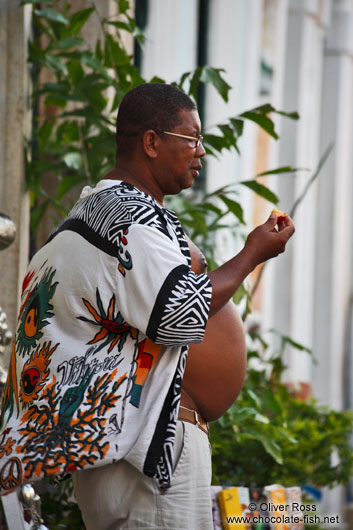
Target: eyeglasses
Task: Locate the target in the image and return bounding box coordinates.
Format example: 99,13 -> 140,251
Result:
162,131 -> 203,149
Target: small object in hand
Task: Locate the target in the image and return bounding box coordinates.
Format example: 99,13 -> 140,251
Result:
271,208 -> 286,223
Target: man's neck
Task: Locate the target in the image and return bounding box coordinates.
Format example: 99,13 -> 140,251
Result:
103,166 -> 165,207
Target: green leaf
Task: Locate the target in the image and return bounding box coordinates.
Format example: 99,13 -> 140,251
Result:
133,24 -> 145,44
149,76 -> 166,84
95,40 -> 103,61
57,175 -> 84,200
119,0 -> 130,14
198,202 -> 223,216
254,412 -> 270,424
123,64 -> 146,86
34,8 -> 69,25
21,0 -> 53,4
34,82 -> 71,100
257,165 -> 301,177
232,407 -> 258,423
252,103 -> 275,114
31,200 -> 49,233
276,110 -> 300,120
280,335 -> 312,354
62,108 -> 112,128
233,283 -> 248,306
199,66 -> 231,102
246,389 -> 262,409
105,34 -> 130,66
28,40 -> 46,64
240,180 -> 279,204
44,94 -> 68,108
81,82 -> 108,112
56,121 -> 80,143
31,13 -> 55,41
62,152 -> 83,170
230,118 -> 244,137
203,134 -> 229,153
276,427 -> 298,444
67,7 -> 95,35
218,124 -> 238,147
44,54 -> 68,74
183,210 -> 209,236
261,438 -> 283,464
57,37 -> 85,49
107,20 -> 134,32
240,110 -> 279,139
188,67 -> 202,101
110,92 -> 120,112
205,183 -> 235,199
218,195 -> 245,224
203,145 -> 218,158
81,53 -> 113,81
262,388 -> 282,415
67,59 -> 85,83
176,71 -> 191,91
37,120 -> 55,150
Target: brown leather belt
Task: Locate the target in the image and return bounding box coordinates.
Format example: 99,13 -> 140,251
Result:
178,406 -> 209,436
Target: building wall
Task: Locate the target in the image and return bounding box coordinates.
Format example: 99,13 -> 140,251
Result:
0,0 -> 31,368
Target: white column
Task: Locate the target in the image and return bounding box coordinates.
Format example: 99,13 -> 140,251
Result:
205,0 -> 262,192
140,0 -> 199,82
262,0 -> 289,329
0,0 -> 31,368
313,0 -> 353,408
204,0 -> 263,261
270,0 -> 329,383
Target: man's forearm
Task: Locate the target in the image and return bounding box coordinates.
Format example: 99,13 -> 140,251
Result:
207,213 -> 295,316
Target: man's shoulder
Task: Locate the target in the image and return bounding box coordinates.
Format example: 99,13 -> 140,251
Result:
81,181 -> 172,233
50,181 -> 179,245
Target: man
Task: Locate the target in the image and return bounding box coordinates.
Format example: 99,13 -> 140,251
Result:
0,83 -> 294,529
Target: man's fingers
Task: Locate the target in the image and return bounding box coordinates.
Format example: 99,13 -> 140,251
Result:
278,215 -> 295,238
264,213 -> 295,237
265,213 -> 279,230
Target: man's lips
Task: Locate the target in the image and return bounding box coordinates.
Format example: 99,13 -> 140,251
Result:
190,164 -> 202,177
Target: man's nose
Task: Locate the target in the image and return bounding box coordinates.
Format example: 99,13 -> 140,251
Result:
196,143 -> 206,157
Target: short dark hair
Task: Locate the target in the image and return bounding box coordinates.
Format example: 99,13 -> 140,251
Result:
115,83 -> 196,157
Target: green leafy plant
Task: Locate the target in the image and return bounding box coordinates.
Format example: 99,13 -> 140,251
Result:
38,479 -> 85,529
210,333 -> 353,488
23,0 -> 298,238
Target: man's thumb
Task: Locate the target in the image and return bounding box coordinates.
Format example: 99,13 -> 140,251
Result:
266,212 -> 278,226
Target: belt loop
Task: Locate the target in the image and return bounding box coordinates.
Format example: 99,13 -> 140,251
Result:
193,410 -> 200,428
178,406 -> 209,436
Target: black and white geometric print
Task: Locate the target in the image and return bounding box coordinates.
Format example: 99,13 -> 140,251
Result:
146,264 -> 212,346
55,182 -> 174,242
45,180 -> 211,487
163,209 -> 191,267
143,345 -> 188,488
46,182 -> 194,278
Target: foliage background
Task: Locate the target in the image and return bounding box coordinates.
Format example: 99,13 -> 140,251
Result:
16,1 -> 353,528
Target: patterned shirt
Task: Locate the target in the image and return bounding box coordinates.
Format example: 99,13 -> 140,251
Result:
0,180 -> 212,493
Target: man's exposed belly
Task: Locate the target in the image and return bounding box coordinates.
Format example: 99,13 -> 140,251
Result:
180,238 -> 247,422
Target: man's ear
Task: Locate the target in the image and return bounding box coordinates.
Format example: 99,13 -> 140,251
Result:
142,130 -> 160,158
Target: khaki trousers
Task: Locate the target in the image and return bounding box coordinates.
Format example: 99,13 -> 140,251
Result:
73,420 -> 213,530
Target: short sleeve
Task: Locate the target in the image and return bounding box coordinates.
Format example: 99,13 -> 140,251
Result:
115,223 -> 212,345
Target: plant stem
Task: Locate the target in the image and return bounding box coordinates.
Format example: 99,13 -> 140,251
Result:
249,143 -> 334,302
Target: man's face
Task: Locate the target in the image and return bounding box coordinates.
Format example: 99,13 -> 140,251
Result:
154,109 -> 206,196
